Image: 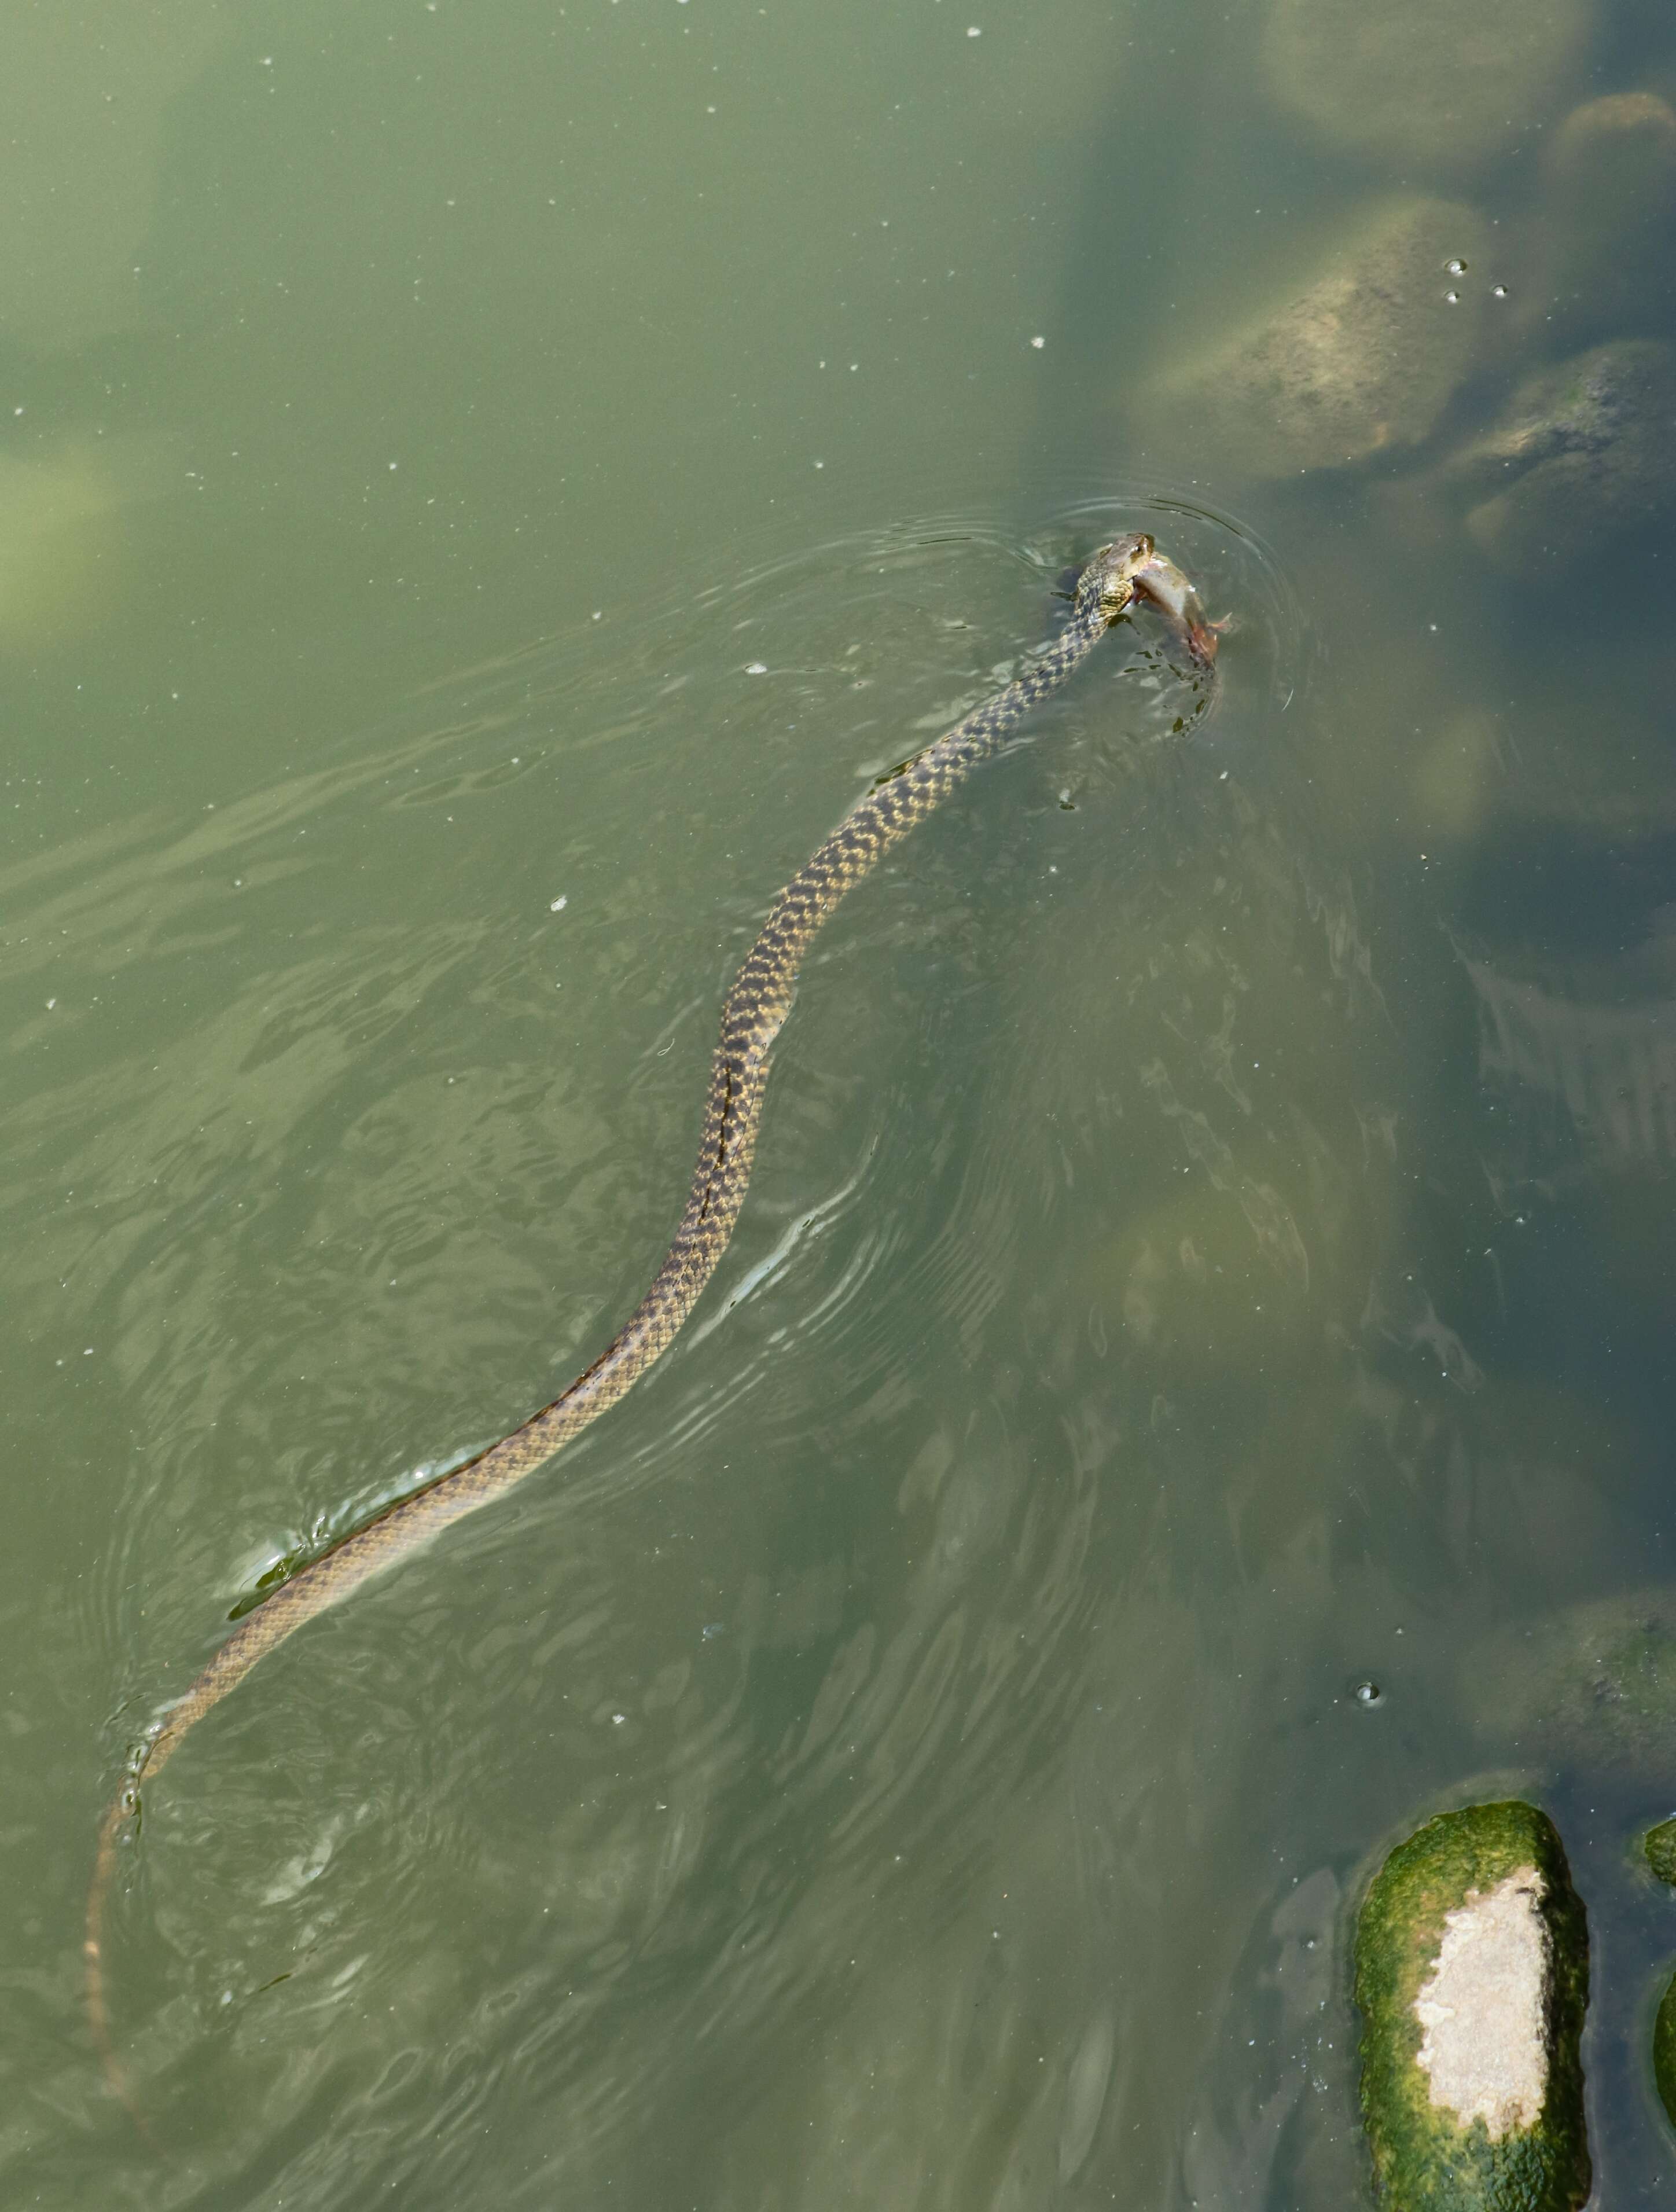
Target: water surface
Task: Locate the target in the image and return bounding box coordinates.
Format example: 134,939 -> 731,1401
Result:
5,0 -> 1676,2204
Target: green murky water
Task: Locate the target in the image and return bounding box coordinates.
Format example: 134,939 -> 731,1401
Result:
5,1 -> 1676,2203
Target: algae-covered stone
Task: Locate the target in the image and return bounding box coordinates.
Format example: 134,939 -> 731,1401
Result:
1356,1802 -> 1590,2210
1647,1817 -> 1676,1887
1650,1818 -> 1676,2137
1464,1589 -> 1676,1771
1263,0 -> 1592,172
1656,1967 -> 1676,2133
1453,341 -> 1676,578
1144,198 -> 1488,480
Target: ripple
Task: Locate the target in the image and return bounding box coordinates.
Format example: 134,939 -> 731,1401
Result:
42,506 -> 1238,2177
1056,483 -> 1314,722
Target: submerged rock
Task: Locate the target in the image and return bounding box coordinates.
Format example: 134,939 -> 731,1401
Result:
1142,197 -> 1488,480
1412,710 -> 1502,841
1520,93 -> 1676,346
1462,1588 -> 1676,1769
1449,341 -> 1676,577
1552,88 -> 1676,157
0,439 -> 157,651
1097,1168 -> 1314,1380
1263,0 -> 1592,172
1355,1802 -> 1590,2211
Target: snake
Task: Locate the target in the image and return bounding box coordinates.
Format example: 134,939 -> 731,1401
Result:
86,532 -> 1218,2107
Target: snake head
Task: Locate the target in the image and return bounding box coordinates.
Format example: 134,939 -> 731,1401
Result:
1075,535 -> 1155,626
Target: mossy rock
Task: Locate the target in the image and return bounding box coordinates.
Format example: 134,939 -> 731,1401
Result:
1355,1802 -> 1590,2210
1656,1967 -> 1676,2133
1646,1816 -> 1676,2131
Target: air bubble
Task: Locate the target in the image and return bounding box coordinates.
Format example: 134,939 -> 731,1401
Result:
1445,257 -> 1467,275
1352,1680 -> 1383,1707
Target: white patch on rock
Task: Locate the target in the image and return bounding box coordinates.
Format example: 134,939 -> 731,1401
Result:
1412,1866 -> 1549,2140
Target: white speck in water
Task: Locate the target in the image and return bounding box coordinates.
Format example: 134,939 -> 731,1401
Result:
814,459 -> 824,468
45,998 -> 56,1009
612,1712 -> 626,1724
967,23 -> 982,33
591,609 -> 602,621
745,661 -> 768,675
1030,334 -> 1045,348
549,895 -> 568,912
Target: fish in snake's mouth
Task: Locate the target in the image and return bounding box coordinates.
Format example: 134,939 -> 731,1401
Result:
1130,546 -> 1224,667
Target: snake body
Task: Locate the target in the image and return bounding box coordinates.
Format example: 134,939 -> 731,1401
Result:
86,532 -> 1214,2100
